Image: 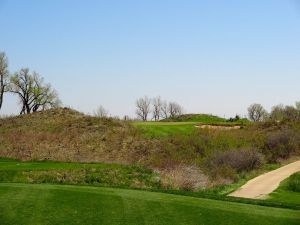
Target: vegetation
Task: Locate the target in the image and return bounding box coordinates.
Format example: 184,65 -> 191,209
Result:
133,121 -> 197,137
269,172 -> 300,206
0,159 -> 160,189
161,113 -> 227,123
0,52 -> 9,111
1,107 -> 300,190
0,183 -> 299,225
135,96 -> 183,121
0,51 -> 60,115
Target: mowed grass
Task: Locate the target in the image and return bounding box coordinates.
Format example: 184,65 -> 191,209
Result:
133,121 -> 198,137
161,114 -> 227,123
269,172 -> 300,206
0,183 -> 299,225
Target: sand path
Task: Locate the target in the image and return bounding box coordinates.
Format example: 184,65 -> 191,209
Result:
229,160 -> 300,199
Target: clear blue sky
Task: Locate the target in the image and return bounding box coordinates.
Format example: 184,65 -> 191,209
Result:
0,0 -> 299,118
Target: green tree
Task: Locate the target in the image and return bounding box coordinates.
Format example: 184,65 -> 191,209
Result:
9,68 -> 61,114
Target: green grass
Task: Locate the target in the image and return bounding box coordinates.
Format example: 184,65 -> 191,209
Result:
0,183 -> 299,225
133,122 -> 197,137
162,114 -> 227,123
0,159 -> 160,189
269,172 -> 300,206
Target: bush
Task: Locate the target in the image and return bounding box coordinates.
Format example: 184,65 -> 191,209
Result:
263,129 -> 299,162
205,149 -> 264,179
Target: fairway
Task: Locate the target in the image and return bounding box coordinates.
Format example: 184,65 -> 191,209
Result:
0,183 -> 299,225
133,121 -> 198,137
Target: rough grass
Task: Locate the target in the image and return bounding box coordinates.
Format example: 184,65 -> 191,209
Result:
1,108 -> 299,189
0,108 -> 145,163
269,172 -> 300,206
0,159 -> 161,189
0,183 -> 299,225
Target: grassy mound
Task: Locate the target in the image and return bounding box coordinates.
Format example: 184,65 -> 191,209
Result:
0,183 -> 299,225
0,108 -> 143,163
269,172 -> 300,205
161,114 -> 227,123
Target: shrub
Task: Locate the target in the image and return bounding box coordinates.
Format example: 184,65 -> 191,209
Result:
205,149 -> 264,179
263,129 -> 299,162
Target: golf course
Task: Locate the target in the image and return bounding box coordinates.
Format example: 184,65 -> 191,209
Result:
1,183 -> 299,225
0,157 -> 299,225
1,2 -> 300,222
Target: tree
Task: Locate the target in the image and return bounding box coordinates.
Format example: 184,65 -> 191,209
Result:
152,96 -> 162,121
9,68 -> 61,114
160,100 -> 169,119
135,96 -> 151,121
168,101 -> 183,118
270,104 -> 285,121
0,52 -> 9,111
283,106 -> 299,122
296,101 -> 300,111
247,103 -> 267,122
94,105 -> 108,118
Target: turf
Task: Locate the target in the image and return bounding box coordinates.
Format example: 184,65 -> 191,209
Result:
269,172 -> 300,206
161,114 -> 227,123
133,122 -> 197,137
0,183 -> 299,225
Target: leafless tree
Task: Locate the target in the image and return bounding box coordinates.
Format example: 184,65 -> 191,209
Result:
152,96 -> 162,121
94,105 -> 109,118
135,96 -> 151,121
160,100 -> 169,119
168,101 -> 183,118
296,101 -> 300,111
0,52 -> 9,111
9,68 -> 61,114
247,103 -> 267,122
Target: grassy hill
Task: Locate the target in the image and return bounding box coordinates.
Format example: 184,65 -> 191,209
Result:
0,108 -> 145,163
161,114 -> 249,124
269,172 -> 300,205
161,114 -> 227,123
0,183 -> 299,225
0,109 -> 300,224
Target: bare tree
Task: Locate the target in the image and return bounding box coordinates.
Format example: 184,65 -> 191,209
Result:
247,103 -> 267,122
168,101 -> 183,118
0,52 -> 9,111
9,68 -> 61,114
152,96 -> 162,121
160,100 -> 169,119
94,105 -> 108,118
296,101 -> 300,111
135,96 -> 151,121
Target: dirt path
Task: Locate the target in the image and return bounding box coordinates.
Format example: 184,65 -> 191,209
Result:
229,160 -> 300,199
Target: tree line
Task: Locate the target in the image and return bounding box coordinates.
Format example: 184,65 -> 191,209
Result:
0,52 -> 61,114
135,96 -> 183,121
248,102 -> 300,122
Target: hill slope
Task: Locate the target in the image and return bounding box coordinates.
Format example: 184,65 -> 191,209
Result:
161,114 -> 227,123
0,108 -> 144,163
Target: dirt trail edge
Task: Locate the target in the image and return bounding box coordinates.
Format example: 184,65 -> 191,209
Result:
229,160 -> 300,199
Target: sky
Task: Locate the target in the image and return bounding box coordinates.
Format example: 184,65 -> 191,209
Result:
0,0 -> 299,118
